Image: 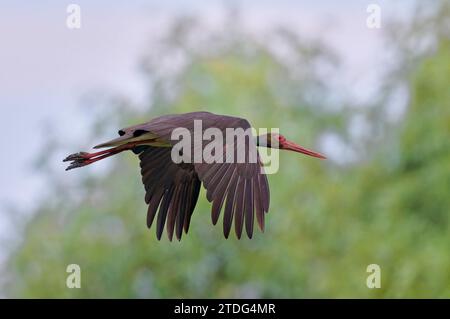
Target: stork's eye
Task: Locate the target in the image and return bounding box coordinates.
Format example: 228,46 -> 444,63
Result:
133,130 -> 147,137
118,130 -> 126,136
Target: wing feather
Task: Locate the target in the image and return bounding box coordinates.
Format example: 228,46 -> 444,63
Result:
176,181 -> 189,240
234,179 -> 246,239
211,167 -> 236,225
191,117 -> 270,239
223,176 -> 239,238
184,178 -> 201,234
253,177 -> 264,232
147,188 -> 164,228
244,178 -> 255,238
139,147 -> 201,241
166,183 -> 181,241
156,186 -> 174,240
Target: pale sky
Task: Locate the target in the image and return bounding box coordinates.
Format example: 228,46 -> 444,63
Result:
0,0 -> 417,237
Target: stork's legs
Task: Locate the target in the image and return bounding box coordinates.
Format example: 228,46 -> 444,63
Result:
63,144 -> 132,171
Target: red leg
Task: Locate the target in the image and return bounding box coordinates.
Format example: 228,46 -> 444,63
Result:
63,149 -> 114,162
64,144 -> 133,171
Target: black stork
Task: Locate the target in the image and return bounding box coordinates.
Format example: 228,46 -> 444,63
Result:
64,111 -> 325,241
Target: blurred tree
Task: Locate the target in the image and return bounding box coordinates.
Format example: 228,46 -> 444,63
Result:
2,4 -> 449,298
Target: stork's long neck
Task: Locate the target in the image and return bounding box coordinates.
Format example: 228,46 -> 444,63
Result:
255,135 -> 271,148
255,135 -> 261,147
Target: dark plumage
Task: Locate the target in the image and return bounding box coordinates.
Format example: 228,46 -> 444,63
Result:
64,111 -> 325,241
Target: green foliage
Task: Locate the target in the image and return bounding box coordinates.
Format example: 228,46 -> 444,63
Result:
3,14 -> 450,298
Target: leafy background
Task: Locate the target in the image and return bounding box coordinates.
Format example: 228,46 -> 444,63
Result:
1,2 -> 449,298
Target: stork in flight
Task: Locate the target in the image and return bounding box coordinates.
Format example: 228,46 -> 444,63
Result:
64,112 -> 325,241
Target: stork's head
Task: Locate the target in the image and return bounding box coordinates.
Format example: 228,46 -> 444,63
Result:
257,133 -> 326,159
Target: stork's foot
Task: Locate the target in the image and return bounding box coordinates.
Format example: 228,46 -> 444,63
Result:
63,152 -> 90,162
63,146 -> 128,171
65,159 -> 93,171
63,152 -> 93,171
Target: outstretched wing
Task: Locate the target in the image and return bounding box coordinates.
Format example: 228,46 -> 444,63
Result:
193,118 -> 270,239
138,146 -> 201,241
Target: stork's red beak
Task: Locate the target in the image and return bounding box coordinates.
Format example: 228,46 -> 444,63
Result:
282,140 -> 326,159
